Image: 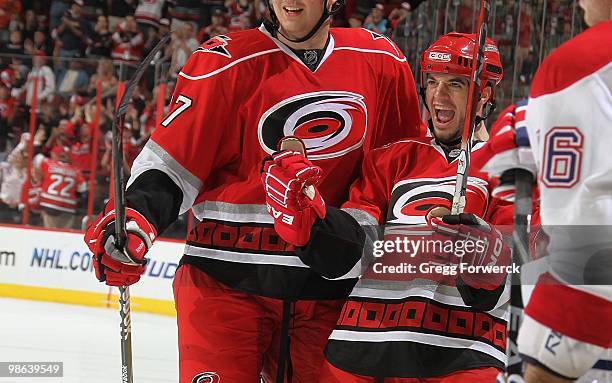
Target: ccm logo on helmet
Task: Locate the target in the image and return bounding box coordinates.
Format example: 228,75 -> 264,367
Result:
428,51 -> 451,62
484,44 -> 499,53
258,91 -> 368,160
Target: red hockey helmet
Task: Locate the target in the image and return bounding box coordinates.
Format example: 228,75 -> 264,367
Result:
420,32 -> 503,101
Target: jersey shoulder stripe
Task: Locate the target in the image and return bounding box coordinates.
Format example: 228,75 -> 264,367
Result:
179,28 -> 279,80
372,138 -> 438,160
530,20 -> 612,98
331,27 -> 406,62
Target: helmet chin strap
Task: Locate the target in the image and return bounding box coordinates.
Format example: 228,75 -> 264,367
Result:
430,125 -> 461,147
279,4 -> 330,43
433,116 -> 485,148
267,0 -> 342,44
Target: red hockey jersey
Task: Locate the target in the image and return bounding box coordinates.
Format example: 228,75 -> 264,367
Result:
70,141 -> 92,176
326,138 -> 514,377
37,157 -> 87,214
128,25 -> 423,299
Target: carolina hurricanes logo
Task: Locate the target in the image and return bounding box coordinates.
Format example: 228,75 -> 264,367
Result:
196,35 -> 232,58
192,372 -> 220,383
258,91 -> 368,160
388,177 -> 489,225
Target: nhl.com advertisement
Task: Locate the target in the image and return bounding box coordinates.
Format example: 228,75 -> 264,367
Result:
0,225 -> 182,307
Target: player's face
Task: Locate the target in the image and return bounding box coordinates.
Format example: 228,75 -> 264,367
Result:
425,73 -> 470,144
51,150 -> 69,163
579,0 -> 611,27
272,0 -> 333,40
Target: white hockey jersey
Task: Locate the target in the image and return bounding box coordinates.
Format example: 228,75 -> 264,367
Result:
525,20 -> 612,288
520,20 -> 612,377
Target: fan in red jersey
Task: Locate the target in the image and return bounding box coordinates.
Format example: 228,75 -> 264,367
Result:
83,0 -> 424,380
35,145 -> 87,229
262,32 -> 516,382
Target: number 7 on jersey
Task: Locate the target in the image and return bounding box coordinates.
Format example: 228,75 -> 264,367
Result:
161,95 -> 192,127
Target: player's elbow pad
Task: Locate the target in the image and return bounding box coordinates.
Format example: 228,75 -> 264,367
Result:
295,206 -> 365,280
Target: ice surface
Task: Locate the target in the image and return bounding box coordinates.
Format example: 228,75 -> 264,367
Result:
0,298 -> 177,382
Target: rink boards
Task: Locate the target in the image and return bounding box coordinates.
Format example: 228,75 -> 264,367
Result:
0,224 -> 183,316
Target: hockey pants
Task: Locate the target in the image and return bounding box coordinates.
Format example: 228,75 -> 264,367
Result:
173,264 -> 344,383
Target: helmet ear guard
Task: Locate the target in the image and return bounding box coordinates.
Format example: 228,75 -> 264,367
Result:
480,85 -> 497,123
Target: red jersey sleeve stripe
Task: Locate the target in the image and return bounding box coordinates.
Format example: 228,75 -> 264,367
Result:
524,272 -> 612,348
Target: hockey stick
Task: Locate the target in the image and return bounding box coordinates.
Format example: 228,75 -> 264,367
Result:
506,168 -> 533,375
512,169 -> 533,266
111,34 -> 171,383
279,136 -> 316,200
450,0 -> 491,215
447,3 -> 528,374
490,99 -> 533,376
273,136 -> 308,383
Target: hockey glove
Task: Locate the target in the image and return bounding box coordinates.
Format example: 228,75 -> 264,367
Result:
84,202 -> 157,286
261,150 -> 326,247
430,213 -> 510,290
482,100 -> 537,202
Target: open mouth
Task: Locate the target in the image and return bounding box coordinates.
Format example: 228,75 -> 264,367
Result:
434,108 -> 455,125
283,6 -> 304,15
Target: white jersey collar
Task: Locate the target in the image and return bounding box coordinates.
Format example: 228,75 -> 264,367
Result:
257,23 -> 335,73
430,138 -> 487,164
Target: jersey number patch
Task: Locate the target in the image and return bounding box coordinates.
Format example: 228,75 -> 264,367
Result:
541,127 -> 583,188
161,95 -> 192,127
48,174 -> 76,197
